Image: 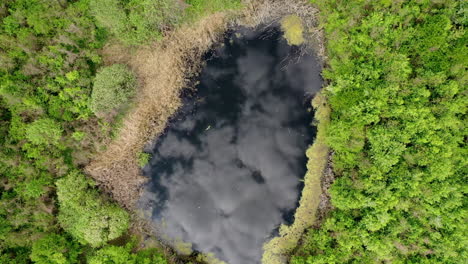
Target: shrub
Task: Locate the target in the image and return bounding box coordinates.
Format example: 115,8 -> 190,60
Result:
90,0 -> 181,44
88,243 -> 168,264
90,64 -> 136,116
56,172 -> 129,247
137,152 -> 151,167
30,234 -> 81,264
25,118 -> 62,145
280,15 -> 305,46
183,0 -> 242,21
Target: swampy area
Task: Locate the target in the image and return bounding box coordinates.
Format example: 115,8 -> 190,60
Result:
0,1 -> 466,264
139,27 -> 321,264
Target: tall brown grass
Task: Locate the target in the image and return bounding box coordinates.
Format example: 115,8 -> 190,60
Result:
85,12 -> 231,209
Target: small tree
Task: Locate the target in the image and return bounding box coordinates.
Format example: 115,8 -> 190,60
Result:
25,118 -> 62,145
90,64 -> 136,116
30,233 -> 81,264
88,242 -> 168,264
56,172 -> 129,247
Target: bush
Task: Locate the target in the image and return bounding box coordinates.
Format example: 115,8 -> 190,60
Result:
90,64 -> 136,116
56,172 -> 129,247
280,15 -> 305,46
30,234 -> 81,264
90,0 -> 181,44
88,243 -> 168,264
183,0 -> 242,21
25,118 -> 62,145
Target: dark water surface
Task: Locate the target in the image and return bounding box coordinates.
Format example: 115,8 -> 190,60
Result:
140,27 -> 322,264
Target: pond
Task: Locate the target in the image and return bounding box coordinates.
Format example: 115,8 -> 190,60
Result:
139,26 -> 322,264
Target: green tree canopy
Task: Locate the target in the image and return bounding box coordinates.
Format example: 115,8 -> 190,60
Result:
56,172 -> 129,247
90,64 -> 136,116
30,233 -> 81,264
88,243 -> 168,264
25,118 -> 62,145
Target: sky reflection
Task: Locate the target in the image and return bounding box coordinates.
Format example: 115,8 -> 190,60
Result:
139,27 -> 322,264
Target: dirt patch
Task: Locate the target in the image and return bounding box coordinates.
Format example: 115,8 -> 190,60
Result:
85,12 -> 232,209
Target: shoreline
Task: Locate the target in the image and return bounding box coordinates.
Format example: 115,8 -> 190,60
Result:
262,92 -> 331,264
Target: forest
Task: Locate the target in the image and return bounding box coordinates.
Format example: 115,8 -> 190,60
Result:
0,0 -> 239,263
0,0 -> 466,264
292,0 -> 467,263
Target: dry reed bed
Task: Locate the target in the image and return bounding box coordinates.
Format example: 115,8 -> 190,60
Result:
85,13 -> 231,209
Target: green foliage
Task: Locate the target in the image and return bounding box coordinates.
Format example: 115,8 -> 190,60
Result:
88,242 -> 168,264
26,118 -> 63,145
90,0 -> 182,44
90,64 -> 136,116
56,172 -> 129,247
138,152 -> 151,167
183,0 -> 242,21
0,0 -> 244,263
280,15 -> 305,46
30,233 -> 81,264
292,0 -> 467,263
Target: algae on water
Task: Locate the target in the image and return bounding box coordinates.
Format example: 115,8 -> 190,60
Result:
280,15 -> 305,46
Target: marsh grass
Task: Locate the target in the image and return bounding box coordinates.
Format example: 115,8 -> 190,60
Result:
262,93 -> 330,264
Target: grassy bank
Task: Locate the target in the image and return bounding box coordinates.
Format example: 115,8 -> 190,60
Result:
263,93 -> 330,264
292,0 -> 467,263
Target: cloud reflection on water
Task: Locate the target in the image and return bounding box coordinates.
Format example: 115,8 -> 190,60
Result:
139,27 -> 322,264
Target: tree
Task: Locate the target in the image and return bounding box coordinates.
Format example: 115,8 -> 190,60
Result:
88,243 -> 168,264
30,233 -> 81,264
56,172 -> 129,247
25,118 -> 62,145
90,64 -> 136,116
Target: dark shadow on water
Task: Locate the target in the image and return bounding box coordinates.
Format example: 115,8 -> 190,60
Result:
139,26 -> 322,264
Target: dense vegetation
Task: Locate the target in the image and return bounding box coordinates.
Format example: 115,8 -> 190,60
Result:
90,64 -> 136,116
293,0 -> 467,263
0,0 -> 239,263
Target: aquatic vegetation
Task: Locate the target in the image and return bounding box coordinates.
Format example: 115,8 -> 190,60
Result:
263,93 -> 330,264
280,15 -> 305,45
138,152 -> 151,168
